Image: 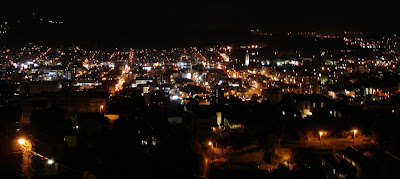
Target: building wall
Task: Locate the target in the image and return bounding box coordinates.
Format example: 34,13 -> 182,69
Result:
29,82 -> 60,95
65,96 -> 106,113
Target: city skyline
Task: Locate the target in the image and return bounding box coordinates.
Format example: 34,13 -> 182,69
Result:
2,3 -> 400,48
1,3 -> 400,179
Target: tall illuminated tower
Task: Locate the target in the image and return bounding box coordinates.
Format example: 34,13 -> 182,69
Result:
128,48 -> 134,66
245,50 -> 250,66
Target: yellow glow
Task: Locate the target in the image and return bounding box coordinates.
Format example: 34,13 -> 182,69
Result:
114,65 -> 130,93
319,131 -> 323,137
18,138 -> 26,145
208,141 -> 212,146
352,129 -> 358,139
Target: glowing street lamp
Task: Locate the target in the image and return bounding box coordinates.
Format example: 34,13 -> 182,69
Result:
18,138 -> 26,145
319,131 -> 324,141
100,105 -> 104,113
47,159 -> 54,165
353,129 -> 357,139
208,141 -> 214,162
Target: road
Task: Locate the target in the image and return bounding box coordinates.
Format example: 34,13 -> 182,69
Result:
289,136 -> 375,150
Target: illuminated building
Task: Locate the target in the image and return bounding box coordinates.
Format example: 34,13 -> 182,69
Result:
132,77 -> 153,88
245,50 -> 250,66
216,112 -> 222,126
299,83 -> 327,95
128,48 -> 134,66
212,85 -> 224,105
205,69 -> 224,85
73,75 -> 102,90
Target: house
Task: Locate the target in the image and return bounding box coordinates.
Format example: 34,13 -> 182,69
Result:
280,94 -> 340,119
341,147 -> 371,179
320,152 -> 357,178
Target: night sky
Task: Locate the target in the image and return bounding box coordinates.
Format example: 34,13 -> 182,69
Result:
1,2 -> 399,48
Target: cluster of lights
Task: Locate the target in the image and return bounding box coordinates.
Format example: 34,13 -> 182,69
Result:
39,18 -> 63,24
114,65 -> 130,93
240,45 -> 262,49
219,53 -> 230,62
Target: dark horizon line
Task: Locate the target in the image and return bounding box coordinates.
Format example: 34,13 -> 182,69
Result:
1,28 -> 399,50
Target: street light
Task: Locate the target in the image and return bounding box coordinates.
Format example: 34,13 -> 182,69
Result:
18,138 -> 26,145
100,105 -> 104,113
208,141 -> 214,162
319,131 -> 324,141
353,129 -> 357,139
47,159 -> 54,165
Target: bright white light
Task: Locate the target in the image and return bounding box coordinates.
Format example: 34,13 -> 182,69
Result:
172,95 -> 179,100
47,159 -> 54,165
185,73 -> 192,79
143,66 -> 151,71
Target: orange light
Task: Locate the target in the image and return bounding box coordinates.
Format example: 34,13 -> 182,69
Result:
208,141 -> 212,146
